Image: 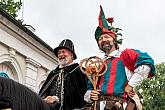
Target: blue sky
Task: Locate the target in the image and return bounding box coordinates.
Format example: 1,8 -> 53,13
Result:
18,0 -> 165,64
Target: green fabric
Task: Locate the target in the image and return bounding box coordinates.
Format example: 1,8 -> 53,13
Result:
95,26 -> 103,41
99,6 -> 109,29
134,49 -> 156,75
95,6 -> 110,41
94,5 -> 123,45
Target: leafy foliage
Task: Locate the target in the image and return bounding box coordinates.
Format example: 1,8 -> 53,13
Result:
0,0 -> 22,18
136,63 -> 165,110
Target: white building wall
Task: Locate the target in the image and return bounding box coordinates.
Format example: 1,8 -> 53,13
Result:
0,10 -> 58,92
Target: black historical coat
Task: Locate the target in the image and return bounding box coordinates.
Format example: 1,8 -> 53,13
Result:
39,63 -> 87,110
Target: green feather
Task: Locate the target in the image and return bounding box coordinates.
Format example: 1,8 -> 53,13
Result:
117,39 -> 123,44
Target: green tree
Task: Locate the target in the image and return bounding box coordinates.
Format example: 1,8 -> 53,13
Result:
136,63 -> 165,110
0,0 -> 22,18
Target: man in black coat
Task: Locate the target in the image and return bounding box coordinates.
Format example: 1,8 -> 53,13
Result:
39,39 -> 87,110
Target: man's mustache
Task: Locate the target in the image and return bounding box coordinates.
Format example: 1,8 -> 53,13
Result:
101,41 -> 110,46
59,58 -> 67,66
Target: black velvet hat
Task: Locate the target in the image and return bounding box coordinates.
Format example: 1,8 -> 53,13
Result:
54,39 -> 77,60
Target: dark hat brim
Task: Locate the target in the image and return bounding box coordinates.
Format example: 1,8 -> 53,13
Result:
54,46 -> 77,60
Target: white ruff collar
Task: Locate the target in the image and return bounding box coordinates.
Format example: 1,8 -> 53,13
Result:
59,62 -> 75,68
104,50 -> 121,60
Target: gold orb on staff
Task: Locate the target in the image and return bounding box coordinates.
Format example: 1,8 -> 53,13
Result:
79,56 -> 107,110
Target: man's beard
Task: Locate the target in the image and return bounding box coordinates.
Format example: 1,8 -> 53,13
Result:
100,41 -> 113,52
59,58 -> 67,66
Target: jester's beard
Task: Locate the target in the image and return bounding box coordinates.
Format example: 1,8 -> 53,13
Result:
99,41 -> 113,52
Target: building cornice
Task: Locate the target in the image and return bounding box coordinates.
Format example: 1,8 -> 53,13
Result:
0,8 -> 58,64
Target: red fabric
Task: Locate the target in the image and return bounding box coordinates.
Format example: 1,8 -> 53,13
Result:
102,28 -> 116,39
98,61 -> 107,90
148,73 -> 154,78
107,58 -> 120,94
120,49 -> 140,72
98,6 -> 103,28
98,60 -> 110,90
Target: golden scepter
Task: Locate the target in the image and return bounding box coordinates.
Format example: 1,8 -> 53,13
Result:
80,56 -> 107,110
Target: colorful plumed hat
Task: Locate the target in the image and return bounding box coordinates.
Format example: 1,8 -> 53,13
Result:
95,5 -> 123,45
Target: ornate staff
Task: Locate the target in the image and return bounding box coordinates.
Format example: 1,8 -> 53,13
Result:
80,56 -> 107,110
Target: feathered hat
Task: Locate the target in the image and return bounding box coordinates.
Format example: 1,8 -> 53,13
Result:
95,5 -> 123,46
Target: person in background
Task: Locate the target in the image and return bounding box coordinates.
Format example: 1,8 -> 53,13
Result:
84,6 -> 155,110
39,39 -> 87,110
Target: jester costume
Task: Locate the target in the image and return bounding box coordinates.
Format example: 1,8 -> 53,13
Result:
87,50 -> 154,93
84,6 -> 155,110
95,49 -> 155,97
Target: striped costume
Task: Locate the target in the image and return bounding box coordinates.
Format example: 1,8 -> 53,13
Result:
85,49 -> 155,110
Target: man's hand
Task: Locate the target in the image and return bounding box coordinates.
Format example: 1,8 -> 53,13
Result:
43,96 -> 59,104
90,90 -> 100,101
125,84 -> 135,97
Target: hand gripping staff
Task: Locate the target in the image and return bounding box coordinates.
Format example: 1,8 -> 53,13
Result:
80,56 -> 107,110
